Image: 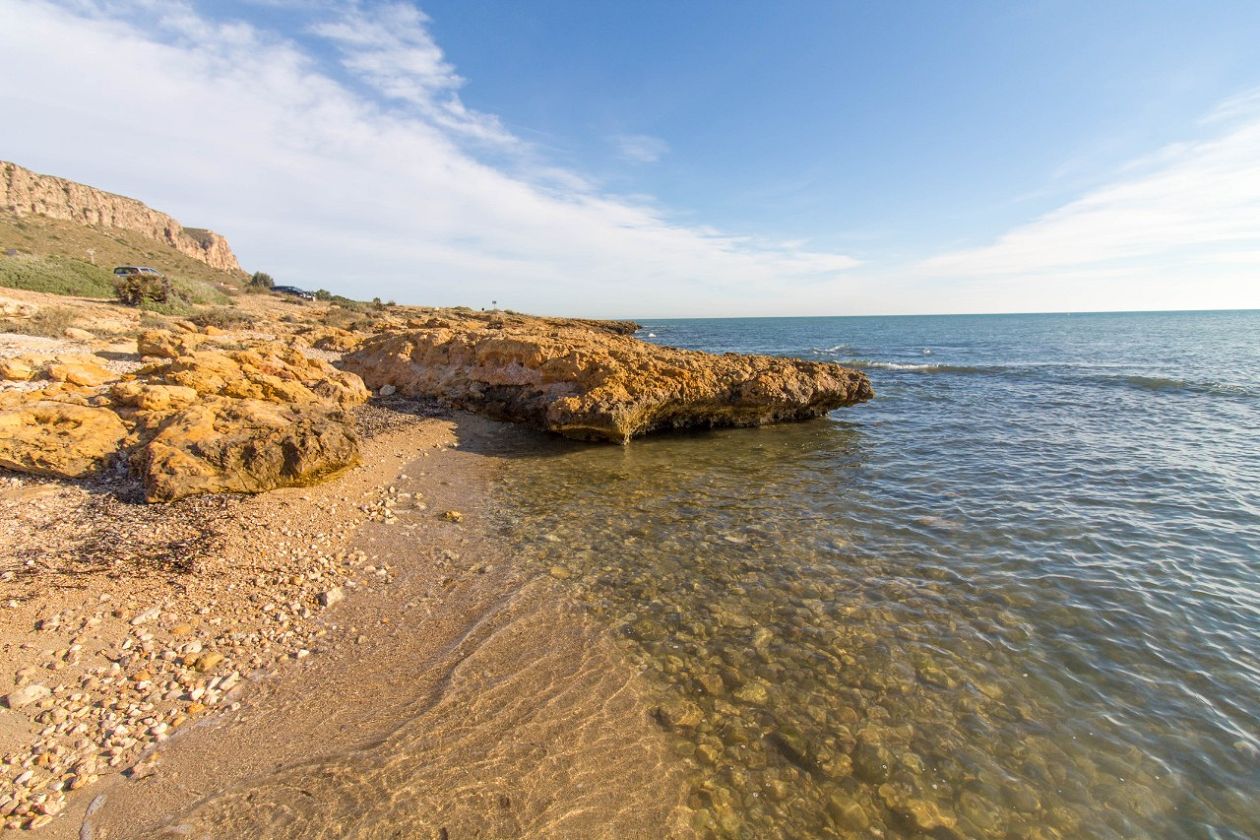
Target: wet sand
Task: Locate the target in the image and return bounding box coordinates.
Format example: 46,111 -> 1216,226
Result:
76,417 -> 692,839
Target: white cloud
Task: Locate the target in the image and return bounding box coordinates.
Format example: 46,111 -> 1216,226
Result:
613,134 -> 669,164
916,95 -> 1260,312
309,2 -> 515,147
0,0 -> 859,317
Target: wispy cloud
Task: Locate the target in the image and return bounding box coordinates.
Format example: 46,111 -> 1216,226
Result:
0,0 -> 859,317
919,92 -> 1260,297
612,133 -> 669,164
310,2 -> 515,146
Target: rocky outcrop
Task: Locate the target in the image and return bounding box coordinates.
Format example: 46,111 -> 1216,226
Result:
0,333 -> 369,501
142,399 -> 359,503
1,161 -> 241,273
0,294 -> 39,319
294,326 -> 364,353
0,402 -> 127,477
146,344 -> 369,407
128,339 -> 369,501
138,329 -> 203,359
1,354 -> 119,387
343,312 -> 873,442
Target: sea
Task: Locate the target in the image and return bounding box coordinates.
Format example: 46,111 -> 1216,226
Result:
490,310 -> 1260,839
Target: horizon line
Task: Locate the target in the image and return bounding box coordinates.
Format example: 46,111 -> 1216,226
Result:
619,306 -> 1260,321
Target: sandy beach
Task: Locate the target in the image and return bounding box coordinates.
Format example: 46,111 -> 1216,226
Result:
3,393 -> 693,838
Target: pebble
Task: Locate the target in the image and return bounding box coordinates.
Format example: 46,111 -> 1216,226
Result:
130,607 -> 161,626
3,684 -> 51,709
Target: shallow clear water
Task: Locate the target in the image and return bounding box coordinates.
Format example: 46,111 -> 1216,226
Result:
491,311 -> 1260,839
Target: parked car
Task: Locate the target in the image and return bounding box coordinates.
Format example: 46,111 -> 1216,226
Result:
113,265 -> 165,278
272,285 -> 315,300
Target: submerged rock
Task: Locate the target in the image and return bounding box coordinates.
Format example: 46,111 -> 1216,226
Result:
343,312 -> 873,442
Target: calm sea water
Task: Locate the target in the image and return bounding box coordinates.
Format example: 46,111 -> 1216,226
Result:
492,311 -> 1260,839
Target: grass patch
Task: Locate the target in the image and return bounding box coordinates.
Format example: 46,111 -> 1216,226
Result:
0,305 -> 79,337
0,254 -> 115,298
137,299 -> 193,317
168,275 -> 231,306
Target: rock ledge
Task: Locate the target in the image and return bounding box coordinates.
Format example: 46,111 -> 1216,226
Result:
343,312 -> 872,442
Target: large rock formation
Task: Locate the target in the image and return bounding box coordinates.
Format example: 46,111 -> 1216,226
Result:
343,312 -> 873,442
142,399 -> 359,503
0,333 -> 368,501
1,161 -> 241,273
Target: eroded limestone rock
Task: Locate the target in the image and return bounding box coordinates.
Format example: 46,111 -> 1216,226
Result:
146,344 -> 369,407
138,330 -> 203,359
343,312 -> 872,442
0,401 -> 127,477
44,355 -> 117,387
0,339 -> 369,501
142,398 -> 360,503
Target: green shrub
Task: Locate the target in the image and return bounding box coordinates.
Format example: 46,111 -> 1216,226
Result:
190,306 -> 250,329
314,289 -> 332,301
114,272 -> 171,306
249,271 -> 274,290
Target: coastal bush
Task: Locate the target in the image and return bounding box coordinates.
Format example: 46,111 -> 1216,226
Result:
190,306 -> 251,329
0,254 -> 116,298
114,272 -> 172,306
248,271 -> 274,292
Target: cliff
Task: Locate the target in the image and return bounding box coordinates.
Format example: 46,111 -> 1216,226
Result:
1,161 -> 242,273
344,310 -> 873,442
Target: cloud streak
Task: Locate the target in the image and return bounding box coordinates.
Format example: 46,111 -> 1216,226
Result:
613,134 -> 669,164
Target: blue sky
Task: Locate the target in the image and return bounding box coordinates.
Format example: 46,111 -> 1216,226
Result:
2,0 -> 1259,316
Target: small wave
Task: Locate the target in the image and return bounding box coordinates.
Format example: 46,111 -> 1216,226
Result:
840,360 -> 1258,398
841,359 -> 1006,374
646,332 -> 657,338
1112,375 -> 1257,398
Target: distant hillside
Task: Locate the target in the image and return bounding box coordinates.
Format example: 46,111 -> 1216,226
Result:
0,213 -> 242,300
1,161 -> 243,273
0,163 -> 251,309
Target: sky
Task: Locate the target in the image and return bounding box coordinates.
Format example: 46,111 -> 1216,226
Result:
1,0 -> 1259,318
